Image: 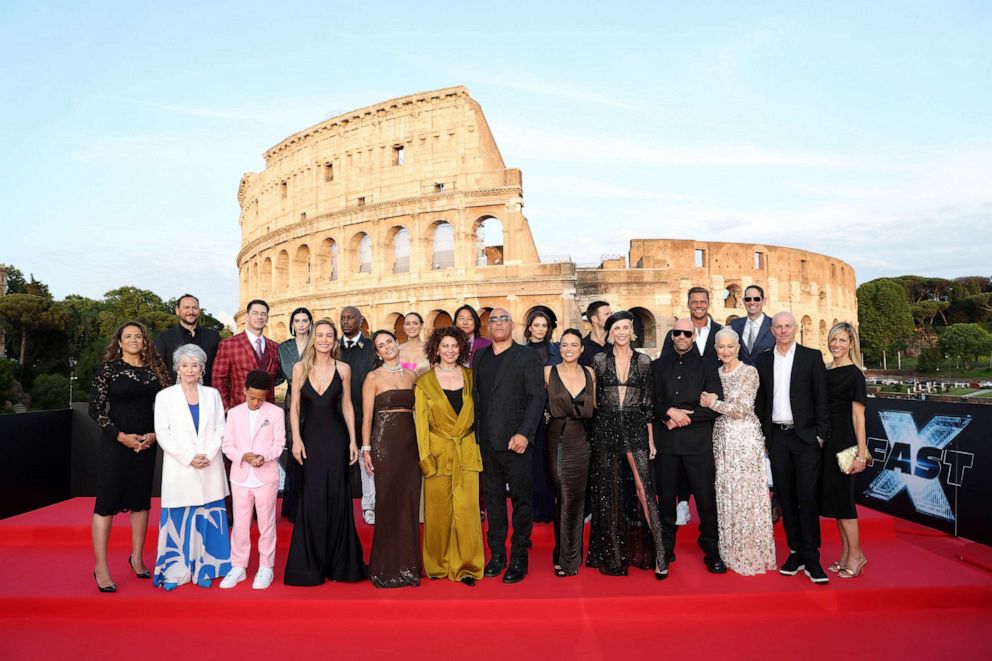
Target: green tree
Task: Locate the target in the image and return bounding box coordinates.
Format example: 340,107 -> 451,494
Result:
98,286 -> 174,336
1,265 -> 27,294
30,373 -> 69,410
857,279 -> 914,367
939,324 -> 992,369
0,294 -> 68,365
916,347 -> 945,373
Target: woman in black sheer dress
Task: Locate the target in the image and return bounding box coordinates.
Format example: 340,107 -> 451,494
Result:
526,309 -> 560,523
587,311 -> 668,579
284,319 -> 366,585
88,321 -> 169,592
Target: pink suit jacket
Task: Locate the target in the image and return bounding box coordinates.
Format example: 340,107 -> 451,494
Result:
222,401 -> 286,485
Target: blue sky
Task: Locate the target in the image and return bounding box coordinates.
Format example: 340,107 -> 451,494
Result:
2,1 -> 990,326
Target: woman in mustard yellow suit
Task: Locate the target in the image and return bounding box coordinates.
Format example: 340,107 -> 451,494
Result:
415,326 -> 484,586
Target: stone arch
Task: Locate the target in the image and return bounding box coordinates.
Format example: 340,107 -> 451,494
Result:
724,283 -> 742,309
479,307 -> 493,339
819,319 -> 828,354
428,309 -> 452,329
523,305 -> 559,341
274,321 -> 288,342
384,311 -> 407,343
388,226 -> 411,274
250,259 -> 259,292
629,306 -> 657,349
351,231 -> 371,274
240,262 -> 249,294
275,249 -> 289,290
293,244 -> 311,286
431,221 -> 455,270
318,237 -> 339,281
260,257 -> 273,294
360,317 -> 370,337
800,315 -> 813,347
475,215 -> 504,266
818,289 -> 828,311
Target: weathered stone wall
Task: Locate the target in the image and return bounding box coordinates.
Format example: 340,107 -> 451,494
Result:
236,87 -> 858,356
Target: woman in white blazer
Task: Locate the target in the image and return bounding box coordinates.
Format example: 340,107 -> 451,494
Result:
152,343 -> 232,590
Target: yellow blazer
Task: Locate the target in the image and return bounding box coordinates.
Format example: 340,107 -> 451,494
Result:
414,367 -> 482,481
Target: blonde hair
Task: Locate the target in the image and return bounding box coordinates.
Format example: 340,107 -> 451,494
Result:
827,322 -> 864,370
299,318 -> 340,382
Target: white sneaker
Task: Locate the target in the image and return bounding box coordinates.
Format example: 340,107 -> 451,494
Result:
363,509 -> 375,525
676,501 -> 691,526
220,566 -> 247,589
252,567 -> 274,590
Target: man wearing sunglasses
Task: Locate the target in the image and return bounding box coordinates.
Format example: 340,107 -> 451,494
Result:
652,318 -> 726,574
729,285 -> 774,366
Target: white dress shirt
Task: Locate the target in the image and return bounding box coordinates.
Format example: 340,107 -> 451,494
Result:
232,407 -> 265,488
245,329 -> 265,355
694,318 -> 712,356
744,315 -> 765,351
772,342 -> 797,425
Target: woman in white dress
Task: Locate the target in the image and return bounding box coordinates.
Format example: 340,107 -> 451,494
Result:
700,328 -> 776,576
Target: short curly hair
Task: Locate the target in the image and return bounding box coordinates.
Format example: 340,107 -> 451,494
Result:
424,326 -> 471,366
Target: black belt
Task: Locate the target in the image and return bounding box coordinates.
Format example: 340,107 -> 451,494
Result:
775,423 -> 795,431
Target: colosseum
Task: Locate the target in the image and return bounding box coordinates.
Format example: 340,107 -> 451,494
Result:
235,86 -> 858,356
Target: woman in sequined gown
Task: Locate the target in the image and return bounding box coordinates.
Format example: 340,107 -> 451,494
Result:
361,330 -> 421,588
587,311 -> 668,579
701,327 -> 776,576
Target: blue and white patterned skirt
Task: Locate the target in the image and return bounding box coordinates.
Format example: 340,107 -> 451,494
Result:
153,498 -> 232,589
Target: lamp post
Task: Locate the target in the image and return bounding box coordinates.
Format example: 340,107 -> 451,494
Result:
68,357 -> 77,408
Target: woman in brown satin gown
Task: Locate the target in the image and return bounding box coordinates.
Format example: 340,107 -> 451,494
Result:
544,328 -> 595,576
361,330 -> 421,588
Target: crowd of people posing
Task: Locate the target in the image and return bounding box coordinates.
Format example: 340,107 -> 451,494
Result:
87,285 -> 870,593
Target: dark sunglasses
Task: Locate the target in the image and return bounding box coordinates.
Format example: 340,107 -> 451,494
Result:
671,329 -> 694,338
743,296 -> 762,302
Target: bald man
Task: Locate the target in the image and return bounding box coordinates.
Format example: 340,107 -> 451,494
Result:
755,312 -> 830,584
339,306 -> 379,523
472,307 -> 545,583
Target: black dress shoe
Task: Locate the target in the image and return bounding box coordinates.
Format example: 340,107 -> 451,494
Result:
804,562 -> 830,584
779,552 -> 805,576
484,554 -> 506,578
705,557 -> 727,574
502,561 -> 528,584
460,576 -> 476,586
655,569 -> 669,581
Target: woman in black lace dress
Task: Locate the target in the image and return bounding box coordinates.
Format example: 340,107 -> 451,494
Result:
88,321 -> 170,592
587,311 -> 668,579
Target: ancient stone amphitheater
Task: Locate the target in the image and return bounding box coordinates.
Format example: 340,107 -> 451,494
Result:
235,86 -> 857,355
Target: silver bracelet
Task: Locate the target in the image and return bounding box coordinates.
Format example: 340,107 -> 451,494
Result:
361,445 -> 372,453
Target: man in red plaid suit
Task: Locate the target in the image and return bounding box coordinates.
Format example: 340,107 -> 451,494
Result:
213,299 -> 283,411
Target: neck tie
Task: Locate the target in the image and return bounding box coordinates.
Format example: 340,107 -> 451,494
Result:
346,340 -> 354,349
255,337 -> 263,357
747,322 -> 757,352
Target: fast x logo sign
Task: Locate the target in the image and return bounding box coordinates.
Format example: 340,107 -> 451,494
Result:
865,411 -> 973,521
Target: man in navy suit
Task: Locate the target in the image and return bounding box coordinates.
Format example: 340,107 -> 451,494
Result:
729,285 -> 774,366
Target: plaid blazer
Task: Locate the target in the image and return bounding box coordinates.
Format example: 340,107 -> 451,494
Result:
211,332 -> 281,410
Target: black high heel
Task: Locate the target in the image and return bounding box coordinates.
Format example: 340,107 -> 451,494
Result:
93,572 -> 117,593
128,556 -> 151,579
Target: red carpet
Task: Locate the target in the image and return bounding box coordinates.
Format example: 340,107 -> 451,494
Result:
1,499 -> 990,660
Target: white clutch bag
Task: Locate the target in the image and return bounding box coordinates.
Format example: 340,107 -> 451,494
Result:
836,446 -> 872,473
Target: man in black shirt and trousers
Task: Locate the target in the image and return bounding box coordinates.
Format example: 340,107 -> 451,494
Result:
155,293 -> 220,385
653,317 -> 727,574
473,307 -> 545,583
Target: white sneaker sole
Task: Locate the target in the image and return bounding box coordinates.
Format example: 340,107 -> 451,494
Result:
779,564 -> 805,576
804,569 -> 829,584
220,575 -> 246,589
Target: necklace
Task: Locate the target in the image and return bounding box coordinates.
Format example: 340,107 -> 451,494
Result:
436,363 -> 459,372
381,363 -> 403,373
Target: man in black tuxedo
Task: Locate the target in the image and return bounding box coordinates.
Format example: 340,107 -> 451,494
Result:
339,306 -> 379,523
660,287 -> 723,364
473,307 -> 545,583
755,312 -> 830,583
653,317 -> 726,573
728,285 -> 774,366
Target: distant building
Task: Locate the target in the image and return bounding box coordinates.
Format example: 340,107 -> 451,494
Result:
235,87 -> 857,355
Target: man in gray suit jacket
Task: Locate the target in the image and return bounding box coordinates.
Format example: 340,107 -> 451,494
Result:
729,285 -> 774,365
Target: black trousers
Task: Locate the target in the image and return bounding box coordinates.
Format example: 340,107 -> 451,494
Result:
769,427 -> 822,563
657,451 -> 719,559
481,441 -> 534,561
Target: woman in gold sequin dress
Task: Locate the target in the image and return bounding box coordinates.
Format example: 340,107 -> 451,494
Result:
701,327 -> 776,576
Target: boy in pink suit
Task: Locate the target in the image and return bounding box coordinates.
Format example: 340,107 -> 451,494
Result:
220,371 -> 286,589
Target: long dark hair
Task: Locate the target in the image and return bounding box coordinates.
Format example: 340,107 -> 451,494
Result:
453,304 -> 481,338
289,307 -> 313,337
103,320 -> 169,386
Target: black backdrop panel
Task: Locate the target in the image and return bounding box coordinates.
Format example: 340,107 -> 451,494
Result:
857,398 -> 992,546
0,409 -> 72,518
